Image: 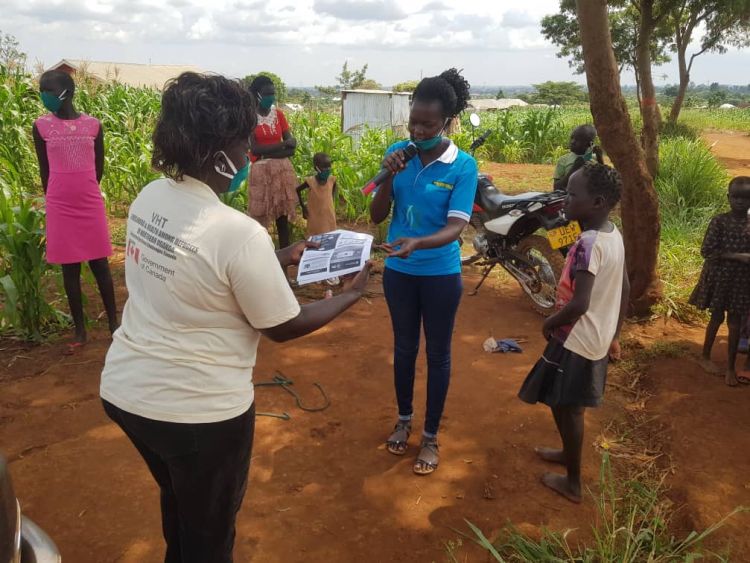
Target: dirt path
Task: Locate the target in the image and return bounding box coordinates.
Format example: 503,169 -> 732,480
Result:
635,321 -> 750,555
0,265 -> 616,562
703,130 -> 750,177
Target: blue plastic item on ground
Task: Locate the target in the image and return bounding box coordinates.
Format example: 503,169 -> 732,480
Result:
483,337 -> 523,354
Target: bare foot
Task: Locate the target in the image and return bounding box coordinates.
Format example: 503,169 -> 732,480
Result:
725,370 -> 739,387
541,472 -> 581,504
698,357 -> 722,375
534,447 -> 565,465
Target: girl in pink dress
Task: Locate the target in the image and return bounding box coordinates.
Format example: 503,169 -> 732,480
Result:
32,70 -> 118,352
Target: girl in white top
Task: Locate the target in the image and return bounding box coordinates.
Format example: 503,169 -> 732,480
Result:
100,72 -> 370,563
519,164 -> 629,505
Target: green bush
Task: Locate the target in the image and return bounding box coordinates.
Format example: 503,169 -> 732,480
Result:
655,137 -> 729,229
0,189 -> 65,340
660,121 -> 699,141
655,138 -> 729,317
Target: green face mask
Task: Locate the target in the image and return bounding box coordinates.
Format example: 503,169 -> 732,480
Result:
411,119 -> 449,152
40,89 -> 67,112
582,143 -> 594,161
259,95 -> 275,110
413,135 -> 442,152
215,151 -> 249,193
316,168 -> 332,182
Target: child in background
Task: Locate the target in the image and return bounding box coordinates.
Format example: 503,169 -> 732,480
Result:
690,176 -> 750,385
296,152 -> 338,237
553,125 -> 604,192
33,70 -> 118,354
247,76 -> 298,250
519,164 -> 629,504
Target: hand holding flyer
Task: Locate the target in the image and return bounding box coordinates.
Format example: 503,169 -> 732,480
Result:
296,230 -> 374,285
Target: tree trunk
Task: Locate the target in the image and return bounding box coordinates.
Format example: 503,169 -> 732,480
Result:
669,46 -> 689,123
635,0 -> 660,177
669,17 -> 698,124
576,0 -> 662,314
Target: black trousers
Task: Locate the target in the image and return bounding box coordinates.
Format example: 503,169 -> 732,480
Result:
103,400 -> 256,563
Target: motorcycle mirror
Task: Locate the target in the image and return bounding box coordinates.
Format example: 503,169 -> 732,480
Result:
469,113 -> 481,127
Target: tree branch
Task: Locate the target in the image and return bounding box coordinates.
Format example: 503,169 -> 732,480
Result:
687,45 -> 710,74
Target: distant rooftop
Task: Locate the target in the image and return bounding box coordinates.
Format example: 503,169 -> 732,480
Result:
45,59 -> 206,90
341,89 -> 411,95
468,98 -> 529,111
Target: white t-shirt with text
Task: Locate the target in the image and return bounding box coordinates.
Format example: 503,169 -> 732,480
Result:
100,176 -> 300,423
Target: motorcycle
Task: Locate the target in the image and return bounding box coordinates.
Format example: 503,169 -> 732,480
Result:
461,113 -> 580,315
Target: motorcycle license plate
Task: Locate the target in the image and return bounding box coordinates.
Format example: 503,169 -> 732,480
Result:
547,221 -> 581,249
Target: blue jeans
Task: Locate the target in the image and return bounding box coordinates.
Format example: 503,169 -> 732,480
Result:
383,268 -> 463,436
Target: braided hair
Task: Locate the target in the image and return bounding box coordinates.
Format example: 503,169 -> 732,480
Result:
152,72 -> 256,180
412,68 -> 471,119
581,163 -> 622,208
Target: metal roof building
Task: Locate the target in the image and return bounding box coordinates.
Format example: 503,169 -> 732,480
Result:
341,89 -> 411,145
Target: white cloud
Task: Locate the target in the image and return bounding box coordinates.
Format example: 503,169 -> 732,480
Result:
313,0 -> 407,22
1,0 -> 747,86
189,17 -> 215,40
502,9 -> 538,29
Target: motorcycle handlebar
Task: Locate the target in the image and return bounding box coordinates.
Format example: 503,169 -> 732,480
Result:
470,129 -> 493,152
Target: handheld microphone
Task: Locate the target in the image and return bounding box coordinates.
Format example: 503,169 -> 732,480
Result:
361,143 -> 418,195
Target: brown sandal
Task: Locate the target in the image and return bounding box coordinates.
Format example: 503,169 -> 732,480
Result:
386,420 -> 412,455
413,438 -> 439,475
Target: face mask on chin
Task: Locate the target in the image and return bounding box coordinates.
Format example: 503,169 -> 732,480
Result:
411,118 -> 449,152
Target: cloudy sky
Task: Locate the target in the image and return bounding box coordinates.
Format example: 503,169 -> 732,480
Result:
4,0 -> 748,87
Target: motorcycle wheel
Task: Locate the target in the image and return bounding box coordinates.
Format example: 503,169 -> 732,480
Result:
515,235 -> 565,316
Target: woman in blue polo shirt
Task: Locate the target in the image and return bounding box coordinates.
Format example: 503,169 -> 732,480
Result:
371,69 -> 477,475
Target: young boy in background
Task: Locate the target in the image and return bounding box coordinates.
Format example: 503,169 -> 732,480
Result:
553,124 -> 604,192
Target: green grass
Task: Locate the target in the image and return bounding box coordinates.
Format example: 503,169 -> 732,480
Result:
460,453 -> 745,562
653,137 -> 730,319
679,108 -> 750,133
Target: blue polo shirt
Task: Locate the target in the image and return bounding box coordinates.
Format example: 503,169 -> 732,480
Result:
384,140 -> 478,276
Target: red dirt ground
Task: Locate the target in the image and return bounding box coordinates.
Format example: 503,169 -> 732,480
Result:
704,130 -> 750,177
2,141 -> 750,561
0,250 -> 616,562
3,264 -> 750,561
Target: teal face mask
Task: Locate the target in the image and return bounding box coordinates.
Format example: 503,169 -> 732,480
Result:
316,168 -> 332,182
259,94 -> 275,110
40,89 -> 67,112
215,151 -> 249,193
412,119 -> 448,152
582,144 -> 594,162
413,135 -> 442,151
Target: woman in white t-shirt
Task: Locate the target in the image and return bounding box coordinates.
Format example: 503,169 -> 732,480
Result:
100,72 -> 370,563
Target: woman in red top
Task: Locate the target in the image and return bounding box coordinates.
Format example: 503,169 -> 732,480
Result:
247,75 -> 298,249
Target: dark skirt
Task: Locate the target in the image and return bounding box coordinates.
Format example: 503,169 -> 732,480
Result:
518,339 -> 608,408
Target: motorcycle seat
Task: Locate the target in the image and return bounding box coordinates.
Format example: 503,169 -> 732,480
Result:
477,184 -> 545,213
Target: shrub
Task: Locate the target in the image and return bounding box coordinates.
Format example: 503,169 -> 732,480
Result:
655,137 -> 729,229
